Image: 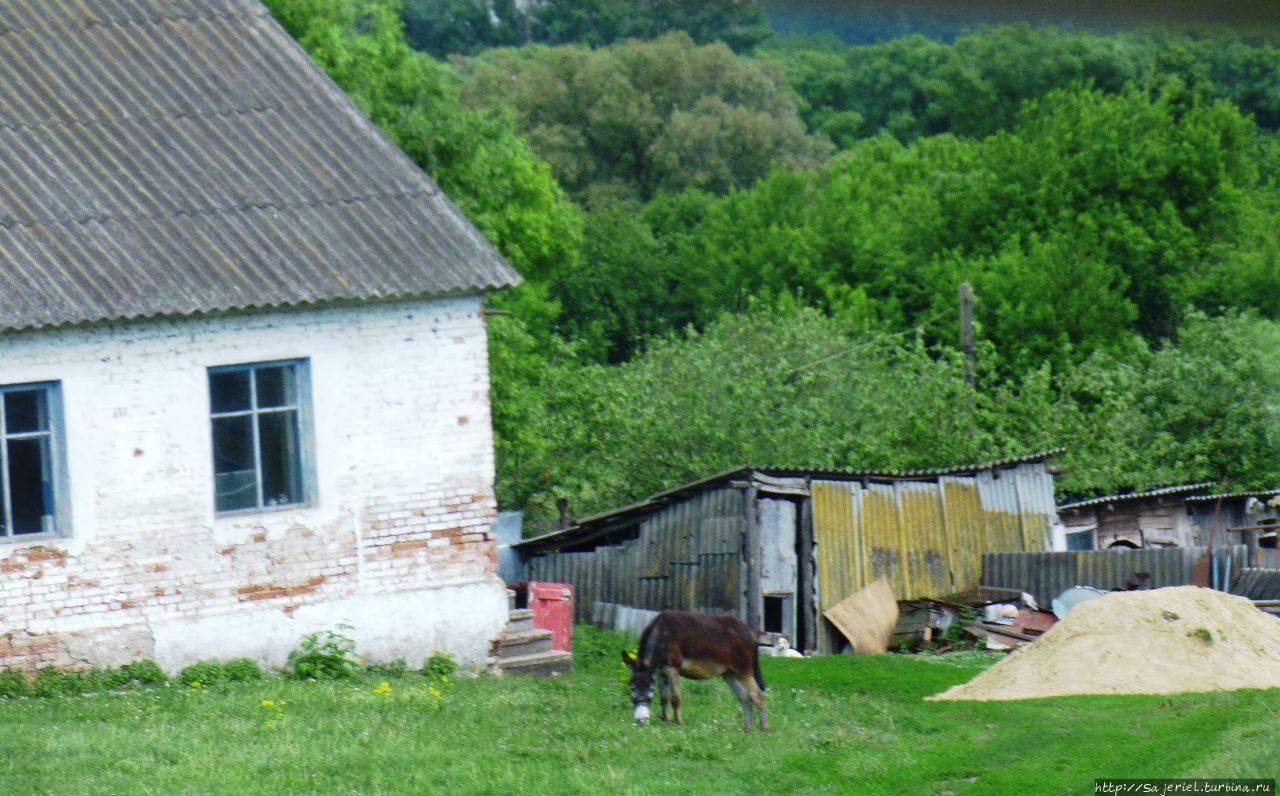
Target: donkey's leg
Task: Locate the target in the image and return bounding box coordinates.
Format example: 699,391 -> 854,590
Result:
666,666 -> 684,725
657,668 -> 673,722
723,674 -> 754,732
746,675 -> 768,733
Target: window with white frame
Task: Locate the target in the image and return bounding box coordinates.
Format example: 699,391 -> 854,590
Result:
208,360 -> 313,514
0,382 -> 65,539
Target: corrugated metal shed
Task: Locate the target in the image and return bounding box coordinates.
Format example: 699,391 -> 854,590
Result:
520,452 -> 1061,653
0,0 -> 520,332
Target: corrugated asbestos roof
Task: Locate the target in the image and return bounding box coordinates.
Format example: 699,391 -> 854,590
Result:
1185,489 -> 1280,503
514,449 -> 1064,551
0,0 -> 520,331
1058,483 -> 1216,512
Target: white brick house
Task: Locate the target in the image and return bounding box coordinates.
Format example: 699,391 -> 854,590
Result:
0,1 -> 521,672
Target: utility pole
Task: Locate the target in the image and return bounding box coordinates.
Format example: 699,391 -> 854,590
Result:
958,282 -> 975,389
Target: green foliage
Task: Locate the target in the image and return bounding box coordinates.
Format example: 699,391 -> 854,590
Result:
365,658 -> 409,677
118,659 -> 169,687
763,24 -> 1280,146
223,658 -> 267,683
179,660 -> 228,688
287,629 -> 362,681
0,669 -> 29,698
571,623 -> 637,674
401,0 -> 771,57
457,33 -> 830,204
179,658 -> 265,687
422,651 -> 459,680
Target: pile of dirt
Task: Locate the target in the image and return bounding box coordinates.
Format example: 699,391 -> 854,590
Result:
929,586 -> 1280,701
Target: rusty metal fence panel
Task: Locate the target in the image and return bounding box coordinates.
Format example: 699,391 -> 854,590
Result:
983,545 -> 1248,607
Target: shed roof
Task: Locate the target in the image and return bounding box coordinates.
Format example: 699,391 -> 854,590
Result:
0,0 -> 520,332
515,449 -> 1063,553
1058,483 -> 1215,512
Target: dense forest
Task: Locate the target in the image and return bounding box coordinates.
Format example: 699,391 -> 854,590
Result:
265,1 -> 1280,532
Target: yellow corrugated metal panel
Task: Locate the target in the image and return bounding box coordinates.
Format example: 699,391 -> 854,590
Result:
985,509 -> 1024,554
812,481 -> 863,611
940,478 -> 984,593
860,483 -> 903,596
897,481 -> 948,599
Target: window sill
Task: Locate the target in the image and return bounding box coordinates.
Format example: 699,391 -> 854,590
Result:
212,501 -> 315,521
0,531 -> 67,546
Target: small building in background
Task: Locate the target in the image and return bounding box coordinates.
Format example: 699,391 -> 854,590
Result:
515,451 -> 1060,654
1057,485 -> 1280,556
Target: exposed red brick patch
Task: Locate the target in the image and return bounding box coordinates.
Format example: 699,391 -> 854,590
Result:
251,532 -> 267,543
153,587 -> 165,597
457,415 -> 469,425
119,601 -> 138,610
238,576 -> 325,602
391,540 -> 427,557
26,546 -> 67,565
1,560 -> 24,573
282,605 -> 299,616
67,576 -> 100,589
220,546 -> 237,556
145,563 -> 169,573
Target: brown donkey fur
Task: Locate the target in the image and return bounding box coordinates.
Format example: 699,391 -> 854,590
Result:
622,610 -> 767,732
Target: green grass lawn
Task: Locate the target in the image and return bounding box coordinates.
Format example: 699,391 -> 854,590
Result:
1,632 -> 1278,795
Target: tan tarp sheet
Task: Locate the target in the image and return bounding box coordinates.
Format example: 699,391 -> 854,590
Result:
823,577 -> 899,654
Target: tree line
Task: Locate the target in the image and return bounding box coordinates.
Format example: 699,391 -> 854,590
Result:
266,1 -> 1280,531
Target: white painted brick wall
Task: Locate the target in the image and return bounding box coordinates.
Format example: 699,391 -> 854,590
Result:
0,296 -> 508,673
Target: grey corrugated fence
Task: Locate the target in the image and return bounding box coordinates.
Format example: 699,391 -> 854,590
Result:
982,545 -> 1247,607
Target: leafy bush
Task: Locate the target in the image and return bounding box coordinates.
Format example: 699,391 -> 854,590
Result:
366,658 -> 408,678
422,651 -> 458,680
286,629 -> 360,680
118,659 -> 168,686
223,658 -> 265,683
0,668 -> 29,698
180,660 -> 228,688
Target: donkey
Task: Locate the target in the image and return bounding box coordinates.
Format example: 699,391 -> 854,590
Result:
622,610 -> 767,732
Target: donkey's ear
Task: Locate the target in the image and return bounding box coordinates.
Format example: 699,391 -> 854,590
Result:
621,650 -> 637,670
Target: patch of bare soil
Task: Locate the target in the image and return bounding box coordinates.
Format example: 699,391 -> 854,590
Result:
928,586 -> 1280,701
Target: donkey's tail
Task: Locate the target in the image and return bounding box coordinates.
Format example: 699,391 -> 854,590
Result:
752,647 -> 766,692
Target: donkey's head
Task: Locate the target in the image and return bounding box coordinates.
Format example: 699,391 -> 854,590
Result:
621,651 -> 655,725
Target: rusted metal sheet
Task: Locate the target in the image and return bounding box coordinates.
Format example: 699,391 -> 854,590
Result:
983,545 -> 1248,607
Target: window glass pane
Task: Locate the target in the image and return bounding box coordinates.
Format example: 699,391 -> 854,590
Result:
212,415 -> 257,512
7,437 -> 50,534
4,390 -> 47,434
209,370 -> 251,414
255,366 -> 297,409
258,411 -> 302,507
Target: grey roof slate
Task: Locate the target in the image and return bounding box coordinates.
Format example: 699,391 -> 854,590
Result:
0,0 -> 520,331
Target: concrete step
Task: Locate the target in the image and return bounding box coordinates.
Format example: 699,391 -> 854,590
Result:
506,608 -> 535,635
498,649 -> 573,678
495,628 -> 553,659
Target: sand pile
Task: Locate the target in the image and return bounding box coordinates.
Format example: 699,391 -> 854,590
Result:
929,586 -> 1280,701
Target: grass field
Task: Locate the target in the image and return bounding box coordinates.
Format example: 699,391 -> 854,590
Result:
2,628 -> 1278,795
